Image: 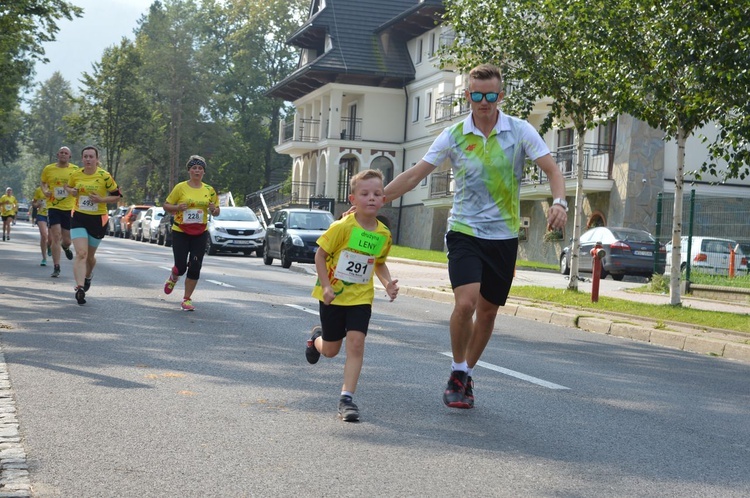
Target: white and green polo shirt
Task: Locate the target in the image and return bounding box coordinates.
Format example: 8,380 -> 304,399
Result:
423,111 -> 550,240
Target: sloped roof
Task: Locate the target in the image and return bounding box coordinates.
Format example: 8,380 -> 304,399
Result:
267,0 -> 445,101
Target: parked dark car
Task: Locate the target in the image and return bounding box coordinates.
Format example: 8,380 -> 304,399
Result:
108,205 -> 129,237
206,206 -> 265,256
560,226 -> 666,280
263,208 -> 334,268
156,212 -> 174,247
122,204 -> 151,239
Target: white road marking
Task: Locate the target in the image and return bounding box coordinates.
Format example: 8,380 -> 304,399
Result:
440,352 -> 570,390
207,280 -> 235,288
285,304 -> 319,316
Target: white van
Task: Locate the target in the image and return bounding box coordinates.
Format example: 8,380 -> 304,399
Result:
665,236 -> 748,275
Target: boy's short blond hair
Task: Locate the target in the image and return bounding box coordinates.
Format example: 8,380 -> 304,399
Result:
349,169 -> 384,193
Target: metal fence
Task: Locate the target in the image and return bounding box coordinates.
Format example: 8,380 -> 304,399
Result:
655,190 -> 750,278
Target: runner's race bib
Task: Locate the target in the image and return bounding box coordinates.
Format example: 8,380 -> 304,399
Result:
183,208 -> 204,224
78,196 -> 98,212
54,187 -> 67,199
334,250 -> 375,284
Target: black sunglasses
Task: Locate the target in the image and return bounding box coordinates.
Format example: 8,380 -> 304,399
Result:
469,91 -> 500,103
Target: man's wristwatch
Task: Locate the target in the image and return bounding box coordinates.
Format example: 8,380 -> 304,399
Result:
552,198 -> 568,212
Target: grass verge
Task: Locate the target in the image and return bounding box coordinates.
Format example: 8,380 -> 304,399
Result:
390,245 -> 749,334
509,286 -> 749,334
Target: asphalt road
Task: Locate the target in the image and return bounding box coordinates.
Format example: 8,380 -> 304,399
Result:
1,224 -> 749,497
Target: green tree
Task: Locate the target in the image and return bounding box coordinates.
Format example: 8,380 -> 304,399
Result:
24,72 -> 77,162
444,0 -> 618,290
603,0 -> 750,304
68,38 -> 148,180
200,0 -> 305,199
0,0 -> 82,163
135,0 -> 209,192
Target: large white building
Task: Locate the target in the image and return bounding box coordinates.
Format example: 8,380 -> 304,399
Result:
267,0 -> 750,265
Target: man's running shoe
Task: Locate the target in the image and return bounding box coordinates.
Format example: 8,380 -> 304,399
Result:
464,376 -> 475,409
83,275 -> 93,292
338,395 -> 360,422
443,370 -> 470,409
63,245 -> 73,260
51,266 -> 61,278
181,299 -> 195,311
164,272 -> 179,294
40,259 -> 47,267
305,326 -> 322,364
75,286 -> 86,305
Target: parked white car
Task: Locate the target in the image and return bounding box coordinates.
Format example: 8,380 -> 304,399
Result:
206,206 -> 265,256
140,206 -> 165,243
665,236 -> 748,275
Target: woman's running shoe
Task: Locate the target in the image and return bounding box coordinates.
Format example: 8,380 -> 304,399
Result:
181,299 -> 195,311
63,245 -> 73,260
164,272 -> 179,294
40,259 -> 47,266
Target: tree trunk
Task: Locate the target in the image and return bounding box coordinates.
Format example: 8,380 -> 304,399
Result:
669,127 -> 687,306
566,126 -> 586,291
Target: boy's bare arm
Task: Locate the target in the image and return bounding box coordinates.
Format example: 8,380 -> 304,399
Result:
375,262 -> 399,301
314,247 -> 336,305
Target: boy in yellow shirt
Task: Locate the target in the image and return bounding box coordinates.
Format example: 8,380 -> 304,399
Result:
306,169 -> 399,422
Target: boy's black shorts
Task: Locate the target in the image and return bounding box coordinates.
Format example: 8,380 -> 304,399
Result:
318,302 -> 372,342
446,230 -> 518,306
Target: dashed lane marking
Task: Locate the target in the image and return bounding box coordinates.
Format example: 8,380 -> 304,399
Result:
440,352 -> 570,390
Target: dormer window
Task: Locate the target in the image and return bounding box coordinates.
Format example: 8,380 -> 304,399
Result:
325,34 -> 333,52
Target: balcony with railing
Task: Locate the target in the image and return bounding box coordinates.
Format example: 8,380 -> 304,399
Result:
435,93 -> 470,123
522,143 -> 613,185
280,115 -> 363,143
426,143 -> 614,200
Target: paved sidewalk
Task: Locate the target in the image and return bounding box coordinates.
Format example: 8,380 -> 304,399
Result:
382,258 -> 750,364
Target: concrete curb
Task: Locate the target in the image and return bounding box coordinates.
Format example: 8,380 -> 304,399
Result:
398,285 -> 750,364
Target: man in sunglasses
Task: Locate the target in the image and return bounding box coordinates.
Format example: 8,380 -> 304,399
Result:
384,63 -> 567,410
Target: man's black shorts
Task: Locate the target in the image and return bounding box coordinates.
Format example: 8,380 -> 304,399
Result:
318,302 -> 372,342
47,208 -> 72,230
446,230 -> 518,306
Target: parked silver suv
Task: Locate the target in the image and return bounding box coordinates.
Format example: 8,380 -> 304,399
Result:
205,206 -> 265,256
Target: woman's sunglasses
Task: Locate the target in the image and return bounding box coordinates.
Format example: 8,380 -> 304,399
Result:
469,91 -> 500,103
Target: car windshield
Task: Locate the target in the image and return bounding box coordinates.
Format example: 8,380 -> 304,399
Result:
288,211 -> 333,230
214,208 -> 258,222
610,228 -> 654,243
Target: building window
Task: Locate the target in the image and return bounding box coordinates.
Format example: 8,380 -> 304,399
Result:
597,118 -> 617,154
428,33 -> 436,58
416,39 -> 423,64
412,96 -> 421,122
425,91 -> 432,119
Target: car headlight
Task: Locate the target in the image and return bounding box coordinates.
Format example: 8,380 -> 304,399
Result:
215,227 -> 227,234
291,234 -> 304,247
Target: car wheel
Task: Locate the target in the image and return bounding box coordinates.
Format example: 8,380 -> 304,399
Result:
263,242 -> 273,265
280,245 -> 292,269
612,274 -> 624,281
599,269 -> 609,280
255,249 -> 262,257
206,238 -> 217,255
560,254 -> 570,275
243,250 -> 253,257
157,232 -> 163,245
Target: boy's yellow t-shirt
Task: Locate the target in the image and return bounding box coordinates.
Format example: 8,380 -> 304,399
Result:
166,181 -> 218,233
67,167 -> 119,216
41,163 -> 80,211
312,214 -> 392,306
0,195 -> 17,216
33,187 -> 48,216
